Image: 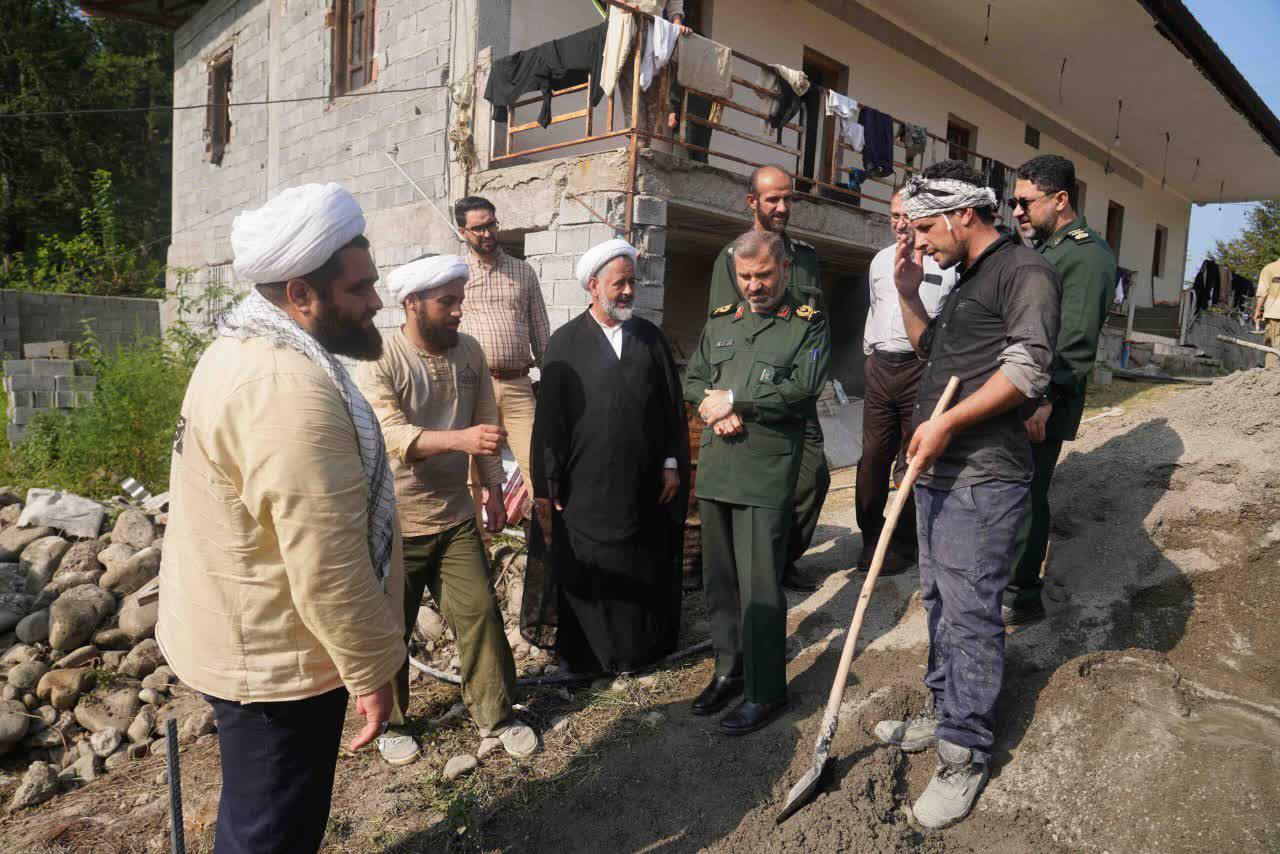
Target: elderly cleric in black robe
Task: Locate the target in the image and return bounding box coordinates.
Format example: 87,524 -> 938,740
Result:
524,239 -> 689,675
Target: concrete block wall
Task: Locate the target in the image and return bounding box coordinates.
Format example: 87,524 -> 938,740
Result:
167,0 -> 457,323
3,359 -> 98,446
522,195 -> 670,332
0,290 -> 162,359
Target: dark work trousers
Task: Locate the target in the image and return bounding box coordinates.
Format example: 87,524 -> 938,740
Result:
785,417 -> 831,575
700,499 -> 791,704
1004,440 -> 1065,609
855,350 -> 927,568
915,480 -> 1028,762
206,686 -> 349,854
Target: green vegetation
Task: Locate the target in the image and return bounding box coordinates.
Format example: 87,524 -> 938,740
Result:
0,287 -> 226,499
1,0 -> 173,288
1213,199 -> 1280,281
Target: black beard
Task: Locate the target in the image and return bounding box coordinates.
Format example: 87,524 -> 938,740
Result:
421,321 -> 459,351
311,303 -> 383,360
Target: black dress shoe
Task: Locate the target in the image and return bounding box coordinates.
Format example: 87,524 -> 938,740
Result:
691,675 -> 743,716
718,698 -> 788,736
781,568 -> 820,592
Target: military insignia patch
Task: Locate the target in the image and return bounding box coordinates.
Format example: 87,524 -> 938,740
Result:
776,304 -> 792,319
1069,229 -> 1092,243
716,339 -> 734,347
458,365 -> 478,388
795,304 -> 818,320
711,303 -> 736,317
760,366 -> 776,383
734,305 -> 745,320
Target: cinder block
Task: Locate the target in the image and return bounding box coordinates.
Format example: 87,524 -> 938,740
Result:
8,390 -> 33,409
10,406 -> 33,426
4,375 -> 55,392
56,391 -> 75,408
636,254 -> 667,283
76,391 -> 95,407
523,230 -> 558,257
555,226 -> 593,254
33,391 -> 53,409
539,255 -> 576,282
636,226 -> 667,256
553,281 -> 591,308
2,359 -> 32,376
23,341 -> 71,359
635,282 -> 665,311
31,360 -> 74,377
6,424 -> 24,446
56,375 -> 97,392
559,193 -> 606,226
586,223 -> 620,245
633,195 -> 667,227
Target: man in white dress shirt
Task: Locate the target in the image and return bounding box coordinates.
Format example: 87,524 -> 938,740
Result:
855,187 -> 957,574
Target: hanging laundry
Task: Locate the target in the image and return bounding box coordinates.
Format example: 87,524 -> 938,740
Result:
985,158 -> 1009,206
825,91 -> 864,152
1115,268 -> 1133,305
601,1 -> 668,96
485,23 -> 608,127
768,64 -> 809,130
1191,258 -> 1220,311
899,122 -> 928,170
677,33 -> 733,99
858,105 -> 895,179
640,15 -> 680,91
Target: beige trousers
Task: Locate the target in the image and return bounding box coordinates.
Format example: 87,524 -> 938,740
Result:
471,374 -> 536,522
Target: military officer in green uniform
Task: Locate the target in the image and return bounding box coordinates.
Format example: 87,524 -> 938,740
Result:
705,165 -> 829,593
1005,154 -> 1117,625
685,229 -> 830,735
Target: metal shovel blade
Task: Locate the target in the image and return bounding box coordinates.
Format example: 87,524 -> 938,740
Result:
776,717 -> 836,823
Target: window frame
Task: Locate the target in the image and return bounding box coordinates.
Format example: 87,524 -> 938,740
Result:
332,0 -> 377,98
1152,224 -> 1168,279
205,49 -> 233,166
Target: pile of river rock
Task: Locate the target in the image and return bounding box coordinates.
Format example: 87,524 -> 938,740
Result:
0,489 -> 215,814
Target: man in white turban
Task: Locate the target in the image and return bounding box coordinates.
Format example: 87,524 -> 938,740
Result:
355,253 -> 537,765
524,239 -> 689,676
159,183 -> 406,853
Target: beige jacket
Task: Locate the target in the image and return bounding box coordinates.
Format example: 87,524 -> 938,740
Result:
157,336 -> 405,703
355,328 -> 504,538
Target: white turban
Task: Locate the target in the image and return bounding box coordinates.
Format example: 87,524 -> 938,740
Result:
576,238 -> 637,290
387,255 -> 469,303
901,175 -> 997,221
231,183 -> 366,283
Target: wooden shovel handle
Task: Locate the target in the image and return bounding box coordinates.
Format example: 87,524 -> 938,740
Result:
815,376 -> 961,736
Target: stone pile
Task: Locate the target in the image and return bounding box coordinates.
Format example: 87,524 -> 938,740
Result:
0,488 -> 216,814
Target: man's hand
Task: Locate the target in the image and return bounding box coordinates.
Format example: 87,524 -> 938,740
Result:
667,111 -> 679,130
906,414 -> 954,473
1024,402 -> 1051,444
482,488 -> 507,533
699,389 -> 734,425
658,468 -> 680,504
349,683 -> 394,751
712,412 -> 744,436
893,232 -> 925,300
454,424 -> 506,456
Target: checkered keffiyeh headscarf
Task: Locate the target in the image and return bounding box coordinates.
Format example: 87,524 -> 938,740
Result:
901,175 -> 997,221
217,289 -> 396,591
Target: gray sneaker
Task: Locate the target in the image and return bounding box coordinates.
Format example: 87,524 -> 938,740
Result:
377,727 -> 421,766
911,739 -> 990,830
873,705 -> 939,752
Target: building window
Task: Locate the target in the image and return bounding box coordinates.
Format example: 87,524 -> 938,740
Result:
333,0 -> 377,96
1024,125 -> 1040,149
1106,201 -> 1125,256
946,116 -> 977,167
1152,225 -> 1168,278
205,50 -> 233,166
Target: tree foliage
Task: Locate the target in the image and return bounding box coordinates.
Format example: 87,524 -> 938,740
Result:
0,0 -> 172,271
1212,200 -> 1280,281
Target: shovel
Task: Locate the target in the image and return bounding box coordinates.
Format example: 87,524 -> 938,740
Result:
777,375 -> 960,824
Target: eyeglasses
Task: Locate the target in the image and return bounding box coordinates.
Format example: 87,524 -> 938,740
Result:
889,213 -> 911,224
1010,194 -> 1049,213
463,221 -> 500,235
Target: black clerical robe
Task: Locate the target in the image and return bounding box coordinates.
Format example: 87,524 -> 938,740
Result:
523,310 -> 689,674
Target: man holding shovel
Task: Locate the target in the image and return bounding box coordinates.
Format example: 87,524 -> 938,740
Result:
875,161 -> 1061,829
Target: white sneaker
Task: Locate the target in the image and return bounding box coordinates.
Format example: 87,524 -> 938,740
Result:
911,739 -> 989,829
377,728 -> 420,766
491,721 -> 539,758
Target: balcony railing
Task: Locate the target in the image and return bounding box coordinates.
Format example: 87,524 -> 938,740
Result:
487,0 -> 1015,231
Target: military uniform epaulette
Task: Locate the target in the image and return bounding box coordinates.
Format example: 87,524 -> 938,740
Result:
1068,228 -> 1093,244
794,304 -> 821,322
710,303 -> 737,318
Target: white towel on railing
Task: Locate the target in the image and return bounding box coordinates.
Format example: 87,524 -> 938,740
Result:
825,90 -> 865,152
640,16 -> 680,90
677,34 -> 733,99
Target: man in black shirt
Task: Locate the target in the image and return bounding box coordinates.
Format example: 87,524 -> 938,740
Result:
871,161 -> 1060,830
